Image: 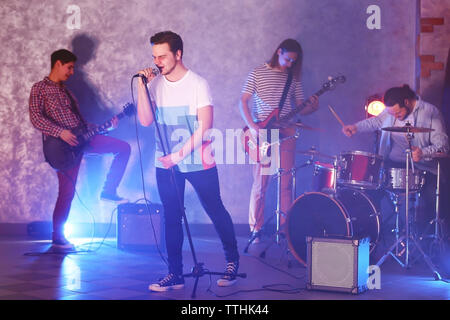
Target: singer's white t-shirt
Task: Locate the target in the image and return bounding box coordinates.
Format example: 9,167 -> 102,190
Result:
147,70 -> 216,172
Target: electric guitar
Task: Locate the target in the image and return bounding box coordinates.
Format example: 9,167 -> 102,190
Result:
43,102 -> 135,170
241,75 -> 346,163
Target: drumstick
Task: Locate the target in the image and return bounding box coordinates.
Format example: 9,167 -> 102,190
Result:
328,105 -> 345,127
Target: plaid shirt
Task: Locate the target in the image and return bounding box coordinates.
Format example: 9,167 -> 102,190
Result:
29,77 -> 85,138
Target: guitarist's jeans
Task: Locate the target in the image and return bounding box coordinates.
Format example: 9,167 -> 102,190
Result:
156,166 -> 239,276
53,135 -> 131,235
249,127 -> 296,233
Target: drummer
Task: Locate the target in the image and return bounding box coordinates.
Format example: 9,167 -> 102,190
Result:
342,84 -> 449,237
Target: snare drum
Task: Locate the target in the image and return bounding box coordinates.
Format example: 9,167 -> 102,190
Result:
312,162 -> 336,193
385,168 -> 426,191
338,151 -> 384,189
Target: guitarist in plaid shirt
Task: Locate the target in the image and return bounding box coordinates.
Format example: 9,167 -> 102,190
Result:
29,49 -> 131,251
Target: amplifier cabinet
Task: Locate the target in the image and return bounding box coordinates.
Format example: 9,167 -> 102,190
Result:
117,203 -> 165,251
306,236 -> 370,294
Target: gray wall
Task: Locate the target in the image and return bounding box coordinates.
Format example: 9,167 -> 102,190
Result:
420,0 -> 450,108
0,0 -> 418,226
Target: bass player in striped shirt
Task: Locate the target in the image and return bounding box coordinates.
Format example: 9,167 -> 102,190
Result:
239,39 -> 319,243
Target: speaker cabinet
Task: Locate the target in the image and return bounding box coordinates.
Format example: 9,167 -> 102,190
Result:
306,236 -> 369,294
117,203 -> 164,250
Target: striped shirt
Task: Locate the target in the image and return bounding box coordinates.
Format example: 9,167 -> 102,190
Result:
29,77 -> 85,138
242,63 -> 304,123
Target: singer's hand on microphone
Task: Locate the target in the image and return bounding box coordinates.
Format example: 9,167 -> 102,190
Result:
137,68 -> 158,85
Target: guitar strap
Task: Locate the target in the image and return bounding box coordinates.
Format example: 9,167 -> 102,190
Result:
42,86 -> 86,144
277,71 -> 293,116
63,86 -> 87,128
263,72 -> 293,149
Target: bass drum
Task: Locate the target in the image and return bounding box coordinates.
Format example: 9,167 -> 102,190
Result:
286,189 -> 380,266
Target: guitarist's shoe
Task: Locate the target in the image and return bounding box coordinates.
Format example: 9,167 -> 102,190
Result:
250,231 -> 261,244
51,233 -> 75,252
100,192 -> 129,204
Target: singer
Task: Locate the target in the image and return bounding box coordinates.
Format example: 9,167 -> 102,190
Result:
136,31 -> 240,292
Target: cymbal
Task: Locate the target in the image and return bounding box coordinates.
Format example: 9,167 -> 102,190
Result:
427,152 -> 450,159
381,126 -> 434,133
297,149 -> 334,159
295,122 -> 323,131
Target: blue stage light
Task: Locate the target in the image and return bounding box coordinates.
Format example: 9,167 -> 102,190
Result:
64,223 -> 74,239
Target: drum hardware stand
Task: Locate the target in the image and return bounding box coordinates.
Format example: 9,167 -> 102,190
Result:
244,129 -> 300,253
419,157 -> 446,263
385,190 -> 419,258
332,155 -> 339,195
321,155 -> 340,199
244,205 -> 277,253
245,130 -> 304,253
291,157 -> 314,204
385,191 -> 404,257
247,130 -> 302,267
376,125 -> 442,280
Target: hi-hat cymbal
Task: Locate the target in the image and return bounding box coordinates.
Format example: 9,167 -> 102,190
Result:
295,122 -> 323,131
297,149 -> 334,159
381,126 -> 434,133
427,152 -> 450,159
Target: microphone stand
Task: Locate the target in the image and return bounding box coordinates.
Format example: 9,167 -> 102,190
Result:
140,76 -> 246,298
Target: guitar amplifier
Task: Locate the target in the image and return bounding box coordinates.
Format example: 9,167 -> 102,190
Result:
306,236 -> 370,294
117,202 -> 165,251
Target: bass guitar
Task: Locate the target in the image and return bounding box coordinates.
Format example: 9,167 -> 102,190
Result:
241,75 -> 345,163
43,102 -> 135,170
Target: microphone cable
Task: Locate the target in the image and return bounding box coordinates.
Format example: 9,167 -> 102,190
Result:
130,75 -> 168,267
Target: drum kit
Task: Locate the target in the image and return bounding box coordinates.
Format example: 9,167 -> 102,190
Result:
257,122 -> 447,279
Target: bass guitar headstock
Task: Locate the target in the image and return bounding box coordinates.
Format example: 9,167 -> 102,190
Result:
322,75 -> 346,92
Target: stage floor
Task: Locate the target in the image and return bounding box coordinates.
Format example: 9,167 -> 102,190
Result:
0,233 -> 448,301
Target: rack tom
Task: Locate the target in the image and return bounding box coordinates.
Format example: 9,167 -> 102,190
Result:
312,162 -> 336,193
337,151 -> 383,190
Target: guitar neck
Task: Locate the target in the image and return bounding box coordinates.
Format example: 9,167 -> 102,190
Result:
278,87 -> 327,123
81,111 -> 126,140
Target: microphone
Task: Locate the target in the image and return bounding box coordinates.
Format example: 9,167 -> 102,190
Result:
133,68 -> 160,79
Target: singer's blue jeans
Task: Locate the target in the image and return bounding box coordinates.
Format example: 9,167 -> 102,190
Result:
156,166 -> 239,276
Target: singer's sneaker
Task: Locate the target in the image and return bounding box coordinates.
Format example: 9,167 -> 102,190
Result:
149,273 -> 185,292
217,261 -> 239,287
